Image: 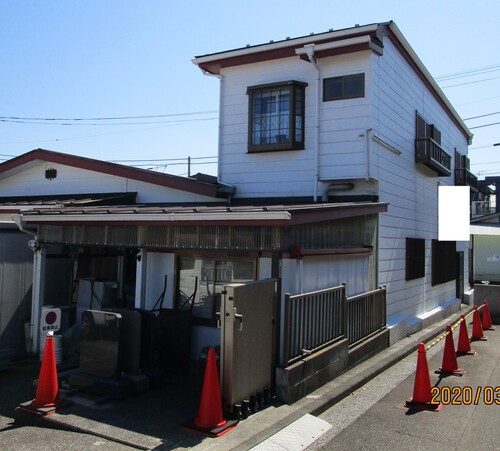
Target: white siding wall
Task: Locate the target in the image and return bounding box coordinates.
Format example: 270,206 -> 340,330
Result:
372,38 -> 470,325
318,52 -> 372,181
215,36 -> 470,334
218,52 -> 375,198
0,162 -> 217,203
219,58 -> 318,198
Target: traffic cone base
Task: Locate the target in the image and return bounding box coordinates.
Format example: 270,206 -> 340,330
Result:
404,398 -> 443,412
17,400 -> 58,416
182,419 -> 239,438
435,367 -> 464,376
183,347 -> 238,437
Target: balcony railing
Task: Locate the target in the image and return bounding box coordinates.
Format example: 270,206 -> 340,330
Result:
471,201 -> 495,218
415,138 -> 452,176
455,168 -> 479,190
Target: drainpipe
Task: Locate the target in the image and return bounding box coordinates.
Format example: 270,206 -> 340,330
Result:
296,44 -> 321,202
201,70 -> 223,185
366,128 -> 373,182
12,213 -> 43,353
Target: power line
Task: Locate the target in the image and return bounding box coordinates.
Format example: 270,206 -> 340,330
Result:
463,111 -> 500,121
0,110 -> 218,122
435,63 -> 500,81
440,75 -> 500,89
0,117 -> 218,126
469,121 -> 500,130
110,156 -> 217,163
469,143 -> 500,150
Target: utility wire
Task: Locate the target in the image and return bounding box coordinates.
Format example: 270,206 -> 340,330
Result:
469,121 -> 500,130
463,111 -> 500,121
110,156 -> 217,163
0,110 -> 218,122
440,75 -> 500,89
0,117 -> 218,126
435,63 -> 500,81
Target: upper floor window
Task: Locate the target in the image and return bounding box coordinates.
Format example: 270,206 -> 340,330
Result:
247,80 -> 307,153
323,73 -> 365,101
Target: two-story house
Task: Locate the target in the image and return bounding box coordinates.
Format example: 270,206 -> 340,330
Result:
192,20 -> 474,344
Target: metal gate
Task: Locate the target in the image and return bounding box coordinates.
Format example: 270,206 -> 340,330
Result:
219,279 -> 276,412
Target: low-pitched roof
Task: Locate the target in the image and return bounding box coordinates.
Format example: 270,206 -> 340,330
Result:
0,148 -> 228,198
193,21 -> 472,144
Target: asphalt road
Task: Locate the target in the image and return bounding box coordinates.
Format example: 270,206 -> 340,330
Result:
309,324 -> 500,450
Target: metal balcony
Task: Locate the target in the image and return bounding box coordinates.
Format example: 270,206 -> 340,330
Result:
455,168 -> 479,191
471,201 -> 495,218
415,138 -> 452,176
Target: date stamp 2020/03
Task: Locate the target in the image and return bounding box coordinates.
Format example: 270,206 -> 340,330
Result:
430,386 -> 500,406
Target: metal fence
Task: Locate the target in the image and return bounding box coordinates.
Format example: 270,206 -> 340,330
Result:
283,285 -> 386,365
346,287 -> 386,346
283,284 -> 346,365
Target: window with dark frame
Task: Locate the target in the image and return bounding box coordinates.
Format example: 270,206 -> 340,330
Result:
416,112 -> 442,144
247,80 -> 307,153
431,240 -> 457,286
323,73 -> 365,101
406,238 -> 425,281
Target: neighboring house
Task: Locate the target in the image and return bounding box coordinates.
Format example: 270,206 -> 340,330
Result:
469,178 -> 500,321
192,20 -> 474,344
470,177 -> 500,284
0,148 -> 229,355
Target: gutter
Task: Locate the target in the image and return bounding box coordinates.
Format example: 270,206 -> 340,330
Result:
12,213 -> 37,237
16,210 -> 292,225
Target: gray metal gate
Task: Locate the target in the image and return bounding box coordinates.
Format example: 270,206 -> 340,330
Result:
219,279 -> 275,413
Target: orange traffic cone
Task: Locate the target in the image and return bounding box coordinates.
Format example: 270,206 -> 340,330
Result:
456,315 -> 475,356
18,332 -> 61,415
481,301 -> 495,331
183,347 -> 238,437
436,325 -> 463,376
471,306 -> 487,341
405,343 -> 442,411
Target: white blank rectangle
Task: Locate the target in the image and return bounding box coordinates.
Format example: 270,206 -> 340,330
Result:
438,186 -> 470,241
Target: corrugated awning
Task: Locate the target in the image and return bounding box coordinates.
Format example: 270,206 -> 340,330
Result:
14,201 -> 388,227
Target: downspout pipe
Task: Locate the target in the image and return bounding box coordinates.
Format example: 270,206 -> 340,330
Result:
12,213 -> 37,237
201,70 -> 225,197
366,128 -> 373,182
296,44 -> 320,202
12,213 -> 41,354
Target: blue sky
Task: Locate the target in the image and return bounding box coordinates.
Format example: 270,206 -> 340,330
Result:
1,1 -> 499,178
